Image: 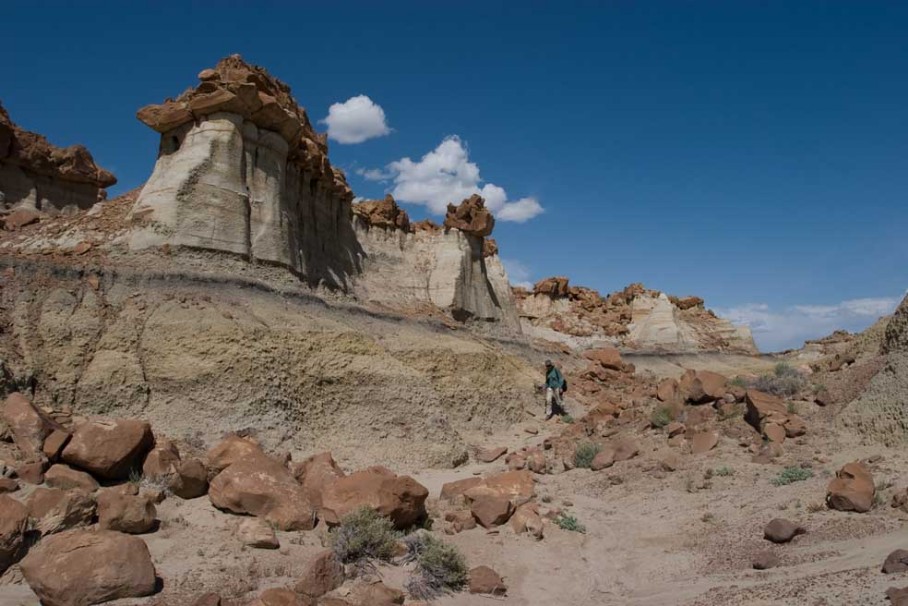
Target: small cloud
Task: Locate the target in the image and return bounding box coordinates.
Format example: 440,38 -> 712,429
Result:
372,135 -> 543,223
356,167 -> 392,182
502,258 -> 533,289
321,95 -> 391,144
717,294 -> 903,352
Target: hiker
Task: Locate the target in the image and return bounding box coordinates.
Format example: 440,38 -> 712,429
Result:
543,359 -> 567,420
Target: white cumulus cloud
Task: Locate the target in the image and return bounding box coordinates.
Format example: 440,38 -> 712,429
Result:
321,95 -> 391,144
501,258 -> 533,289
717,294 -> 904,352
368,136 -> 543,223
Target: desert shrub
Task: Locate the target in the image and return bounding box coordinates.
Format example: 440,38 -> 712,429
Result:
562,414 -> 574,424
555,513 -> 586,533
574,442 -> 602,469
714,466 -> 734,477
771,466 -> 814,486
331,507 -> 398,564
729,376 -> 747,388
752,363 -> 807,397
403,532 -> 468,599
650,405 -> 673,428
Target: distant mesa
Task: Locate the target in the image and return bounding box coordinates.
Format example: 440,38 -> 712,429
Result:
0,102 -> 116,215
514,277 -> 757,354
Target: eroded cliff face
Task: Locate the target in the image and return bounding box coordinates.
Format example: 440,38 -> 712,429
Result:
0,103 -> 116,214
352,195 -> 520,329
128,55 -> 359,288
515,279 -> 757,353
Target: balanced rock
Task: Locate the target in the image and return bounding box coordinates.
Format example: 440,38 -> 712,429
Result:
320,466 -> 428,529
444,194 -> 494,237
763,518 -> 806,543
61,418 -> 154,480
20,529 -> 157,606
0,495 -> 28,575
827,461 -> 875,513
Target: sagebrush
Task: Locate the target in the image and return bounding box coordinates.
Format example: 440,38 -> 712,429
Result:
403,532 -> 469,599
574,442 -> 602,469
555,513 -> 586,533
331,507 -> 398,564
771,466 -> 813,486
752,362 -> 807,397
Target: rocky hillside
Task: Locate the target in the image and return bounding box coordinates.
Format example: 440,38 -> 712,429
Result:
0,102 -> 115,217
514,278 -> 757,353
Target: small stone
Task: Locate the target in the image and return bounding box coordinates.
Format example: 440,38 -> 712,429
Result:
753,550 -> 780,570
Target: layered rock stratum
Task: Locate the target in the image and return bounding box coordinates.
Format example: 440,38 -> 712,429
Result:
0,103 -> 116,214
514,278 -> 757,353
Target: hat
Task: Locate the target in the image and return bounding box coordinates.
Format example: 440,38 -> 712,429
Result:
544,359 -> 553,366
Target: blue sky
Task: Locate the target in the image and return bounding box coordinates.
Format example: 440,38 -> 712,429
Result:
4,1 -> 906,350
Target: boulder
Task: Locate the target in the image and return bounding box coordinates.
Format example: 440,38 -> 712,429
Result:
656,378 -> 680,403
2,392 -> 62,456
248,588 -> 309,606
744,390 -> 788,433
294,549 -> 344,598
237,517 -> 279,549
444,194 -> 494,237
20,529 -> 157,606
206,434 -> 264,473
463,470 -> 535,507
469,566 -> 507,596
98,489 -> 157,534
142,438 -> 181,479
533,277 -> 570,298
444,510 -> 478,534
764,423 -> 787,444
0,495 -> 28,574
0,478 -> 19,493
290,451 -> 345,508
763,518 -> 806,544
15,460 -> 47,484
440,477 -> 484,503
888,586 -> 908,606
26,488 -> 96,536
752,550 -> 780,570
347,581 -> 405,606
320,467 -> 428,529
170,458 -> 209,499
476,446 -> 508,463
883,550 -> 908,574
680,370 -> 728,404
61,418 -> 154,480
471,495 -> 514,528
509,502 -> 544,539
690,431 -> 719,454
209,454 -> 316,531
583,347 -> 626,372
827,461 -> 875,513
666,421 -> 686,437
45,464 -> 99,492
42,429 -> 71,461
590,449 -> 615,471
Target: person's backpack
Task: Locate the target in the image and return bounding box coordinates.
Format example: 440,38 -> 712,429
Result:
561,377 -> 568,393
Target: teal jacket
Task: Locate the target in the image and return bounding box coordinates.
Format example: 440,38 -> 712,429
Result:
545,366 -> 565,390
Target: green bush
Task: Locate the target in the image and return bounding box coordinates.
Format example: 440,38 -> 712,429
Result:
771,466 -> 814,486
729,376 -> 747,388
562,414 -> 575,424
753,363 -> 807,397
714,466 -> 734,477
574,442 -> 602,469
331,507 -> 398,564
555,513 -> 586,533
650,406 -> 673,428
403,532 -> 468,599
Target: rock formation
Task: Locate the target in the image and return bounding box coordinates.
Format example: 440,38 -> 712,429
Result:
129,55 -> 359,287
352,194 -> 520,328
514,278 -> 757,353
0,102 -> 115,215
